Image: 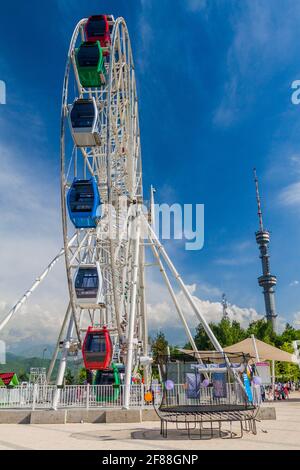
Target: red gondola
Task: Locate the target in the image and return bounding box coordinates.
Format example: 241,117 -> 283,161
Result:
85,15 -> 111,52
82,326 -> 113,370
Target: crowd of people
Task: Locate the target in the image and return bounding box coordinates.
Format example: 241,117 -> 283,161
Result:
263,381 -> 299,401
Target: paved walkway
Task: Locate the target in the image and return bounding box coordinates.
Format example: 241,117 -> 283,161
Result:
0,397 -> 299,450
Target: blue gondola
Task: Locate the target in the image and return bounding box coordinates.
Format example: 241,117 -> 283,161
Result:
67,178 -> 101,228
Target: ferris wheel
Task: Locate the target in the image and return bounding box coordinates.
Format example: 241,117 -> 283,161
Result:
56,15 -> 147,400
0,14 -> 243,410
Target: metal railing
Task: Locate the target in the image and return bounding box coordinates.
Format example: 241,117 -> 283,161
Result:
162,383 -> 247,408
0,384 -> 160,410
0,383 -> 258,410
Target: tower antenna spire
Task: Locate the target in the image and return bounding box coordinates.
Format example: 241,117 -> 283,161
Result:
253,168 -> 277,332
253,168 -> 264,232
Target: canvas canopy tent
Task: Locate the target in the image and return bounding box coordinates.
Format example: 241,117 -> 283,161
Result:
223,338 -> 298,363
177,349 -> 251,363
180,340 -> 297,363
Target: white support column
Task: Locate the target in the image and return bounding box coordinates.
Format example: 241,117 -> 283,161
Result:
149,242 -> 209,377
272,360 -> 275,401
139,244 -> 149,386
52,316 -> 74,409
123,208 -> 141,409
251,334 -> 260,362
150,185 -> 156,230
47,304 -> 71,383
150,242 -> 199,355
147,221 -> 223,352
0,233 -> 77,332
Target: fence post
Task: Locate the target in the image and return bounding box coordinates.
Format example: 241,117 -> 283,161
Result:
86,384 -> 90,410
141,383 -> 144,408
32,384 -> 38,411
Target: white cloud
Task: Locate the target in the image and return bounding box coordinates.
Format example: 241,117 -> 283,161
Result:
147,275 -> 293,341
146,275 -> 262,344
213,0 -> 300,126
289,280 -> 299,287
279,181 -> 300,207
0,142 -> 68,352
293,312 -> 300,327
197,283 -> 222,298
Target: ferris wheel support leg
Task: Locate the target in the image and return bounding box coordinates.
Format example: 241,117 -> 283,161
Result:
0,233 -> 77,333
47,303 -> 71,383
109,239 -> 122,337
146,219 -> 246,392
52,315 -> 74,410
149,240 -> 208,379
147,219 -> 224,352
149,242 -> 204,364
139,244 -> 149,387
123,210 -> 141,409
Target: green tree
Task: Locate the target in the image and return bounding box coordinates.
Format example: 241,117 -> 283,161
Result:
276,323 -> 300,347
192,319 -> 246,350
191,318 -> 300,383
18,370 -> 29,382
275,341 -> 300,382
246,319 -> 276,344
151,331 -> 169,361
64,368 -> 74,385
191,323 -> 213,350
211,319 -> 246,347
77,367 -> 87,385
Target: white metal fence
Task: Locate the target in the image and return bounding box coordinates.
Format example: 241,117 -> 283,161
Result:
0,382 -> 259,410
0,384 -> 161,410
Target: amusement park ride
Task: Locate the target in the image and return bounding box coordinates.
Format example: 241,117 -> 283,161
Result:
0,14 -> 250,410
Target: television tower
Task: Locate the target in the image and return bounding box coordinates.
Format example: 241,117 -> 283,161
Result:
253,168 -> 277,331
222,293 -> 229,320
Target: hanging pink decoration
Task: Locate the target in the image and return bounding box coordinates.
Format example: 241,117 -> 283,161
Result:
165,380 -> 174,391
202,379 -> 210,387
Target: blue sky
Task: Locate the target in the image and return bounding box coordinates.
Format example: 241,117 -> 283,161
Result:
1,0 -> 300,352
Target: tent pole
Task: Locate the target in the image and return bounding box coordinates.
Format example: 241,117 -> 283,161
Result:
272,360 -> 275,401
251,335 -> 260,362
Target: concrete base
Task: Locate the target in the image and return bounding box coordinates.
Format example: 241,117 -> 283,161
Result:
0,407 -> 276,424
105,409 -> 141,423
0,410 -> 31,424
67,409 -> 105,424
30,410 -> 67,424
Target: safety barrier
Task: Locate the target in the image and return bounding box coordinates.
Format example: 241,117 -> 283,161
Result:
0,383 -> 161,410
0,383 -> 258,410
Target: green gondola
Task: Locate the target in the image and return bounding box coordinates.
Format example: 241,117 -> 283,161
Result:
93,363 -> 120,402
75,41 -> 106,88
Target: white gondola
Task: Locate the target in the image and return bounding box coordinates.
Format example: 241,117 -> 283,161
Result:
69,98 -> 101,147
74,262 -> 105,308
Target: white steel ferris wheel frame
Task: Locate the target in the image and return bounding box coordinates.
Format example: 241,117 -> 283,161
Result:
57,16 -> 147,402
